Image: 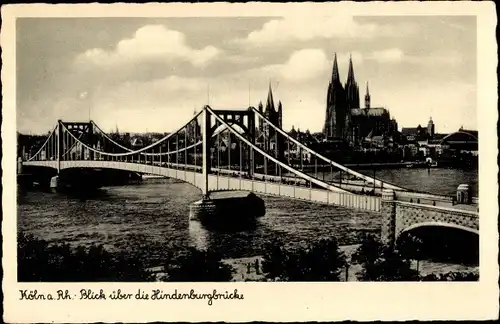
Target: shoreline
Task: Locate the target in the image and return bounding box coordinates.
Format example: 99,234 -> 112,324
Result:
220,244 -> 479,282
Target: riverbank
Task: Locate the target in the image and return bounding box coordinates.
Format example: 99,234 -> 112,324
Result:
221,245 -> 479,282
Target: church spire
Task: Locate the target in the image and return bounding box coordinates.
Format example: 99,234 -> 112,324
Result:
266,81 -> 275,112
365,82 -> 371,109
331,53 -> 340,84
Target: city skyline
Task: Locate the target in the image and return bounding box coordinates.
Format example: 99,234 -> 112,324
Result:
17,16 -> 477,135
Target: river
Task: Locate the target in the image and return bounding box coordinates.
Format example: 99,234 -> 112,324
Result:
17,167 -> 478,274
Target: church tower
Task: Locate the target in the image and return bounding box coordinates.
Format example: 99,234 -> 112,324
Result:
264,82 -> 277,151
427,117 -> 435,138
324,53 -> 347,139
345,54 -> 360,109
365,82 -> 371,109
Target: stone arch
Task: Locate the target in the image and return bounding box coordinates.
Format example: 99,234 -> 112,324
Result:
400,221 -> 479,236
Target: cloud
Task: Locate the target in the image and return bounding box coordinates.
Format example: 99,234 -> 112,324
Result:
367,48 -> 405,63
365,48 -> 464,67
241,49 -> 331,83
75,25 -> 220,68
281,49 -> 330,82
408,51 -> 464,66
238,16 -> 415,46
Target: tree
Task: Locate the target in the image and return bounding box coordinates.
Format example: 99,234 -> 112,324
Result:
165,247 -> 234,282
351,234 -> 384,265
18,233 -> 152,282
261,238 -> 347,281
354,235 -> 419,281
397,233 -> 424,275
261,240 -> 288,280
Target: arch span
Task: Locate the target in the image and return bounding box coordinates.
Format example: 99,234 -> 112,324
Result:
397,221 -> 479,265
441,131 -> 478,143
400,221 -> 479,236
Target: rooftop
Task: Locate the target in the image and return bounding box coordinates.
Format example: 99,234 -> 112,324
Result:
351,107 -> 388,117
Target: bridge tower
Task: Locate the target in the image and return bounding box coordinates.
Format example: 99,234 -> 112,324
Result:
203,105 -> 256,182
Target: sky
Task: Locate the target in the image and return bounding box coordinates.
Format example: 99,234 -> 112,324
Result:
16,15 -> 477,134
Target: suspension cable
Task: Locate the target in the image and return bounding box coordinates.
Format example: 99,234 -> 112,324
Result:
89,111 -> 202,155
87,115 -> 230,157
27,124 -> 58,161
250,107 -> 405,191
61,119 -> 204,157
205,106 -> 347,193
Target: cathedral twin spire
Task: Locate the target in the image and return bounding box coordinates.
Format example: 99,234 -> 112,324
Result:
346,54 -> 355,84
325,52 -> 370,139
328,53 -> 366,109
331,53 -> 341,85
345,54 -> 360,109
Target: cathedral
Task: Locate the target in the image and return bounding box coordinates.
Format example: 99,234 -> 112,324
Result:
323,53 -> 398,146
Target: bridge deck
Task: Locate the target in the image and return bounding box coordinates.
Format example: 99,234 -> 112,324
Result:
24,160 -> 382,212
24,160 -> 479,215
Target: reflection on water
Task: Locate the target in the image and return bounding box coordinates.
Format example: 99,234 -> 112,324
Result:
188,218 -> 266,257
18,168 -> 478,269
358,168 -> 479,196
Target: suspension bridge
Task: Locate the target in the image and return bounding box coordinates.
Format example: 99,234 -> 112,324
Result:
21,105 -> 408,211
20,105 -> 478,244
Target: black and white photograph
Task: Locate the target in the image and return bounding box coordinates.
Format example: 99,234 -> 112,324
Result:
2,2 -> 498,322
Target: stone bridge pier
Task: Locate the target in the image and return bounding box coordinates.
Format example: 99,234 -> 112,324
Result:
381,189 -> 479,249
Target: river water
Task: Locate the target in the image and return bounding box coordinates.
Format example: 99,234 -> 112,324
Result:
18,167 -> 478,271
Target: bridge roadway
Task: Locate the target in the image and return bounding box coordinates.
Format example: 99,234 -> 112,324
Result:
24,160 -> 383,212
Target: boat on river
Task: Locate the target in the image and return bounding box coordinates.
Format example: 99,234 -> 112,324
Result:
189,191 -> 265,229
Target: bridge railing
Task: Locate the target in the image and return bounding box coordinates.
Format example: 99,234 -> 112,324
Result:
205,172 -> 381,212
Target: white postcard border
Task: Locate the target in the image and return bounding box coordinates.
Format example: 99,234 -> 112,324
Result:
2,2 -> 498,322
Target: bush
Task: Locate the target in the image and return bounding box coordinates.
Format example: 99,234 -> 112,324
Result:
420,271 -> 479,281
18,233 -> 151,281
351,234 -> 384,265
261,238 -> 347,281
164,247 -> 234,282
